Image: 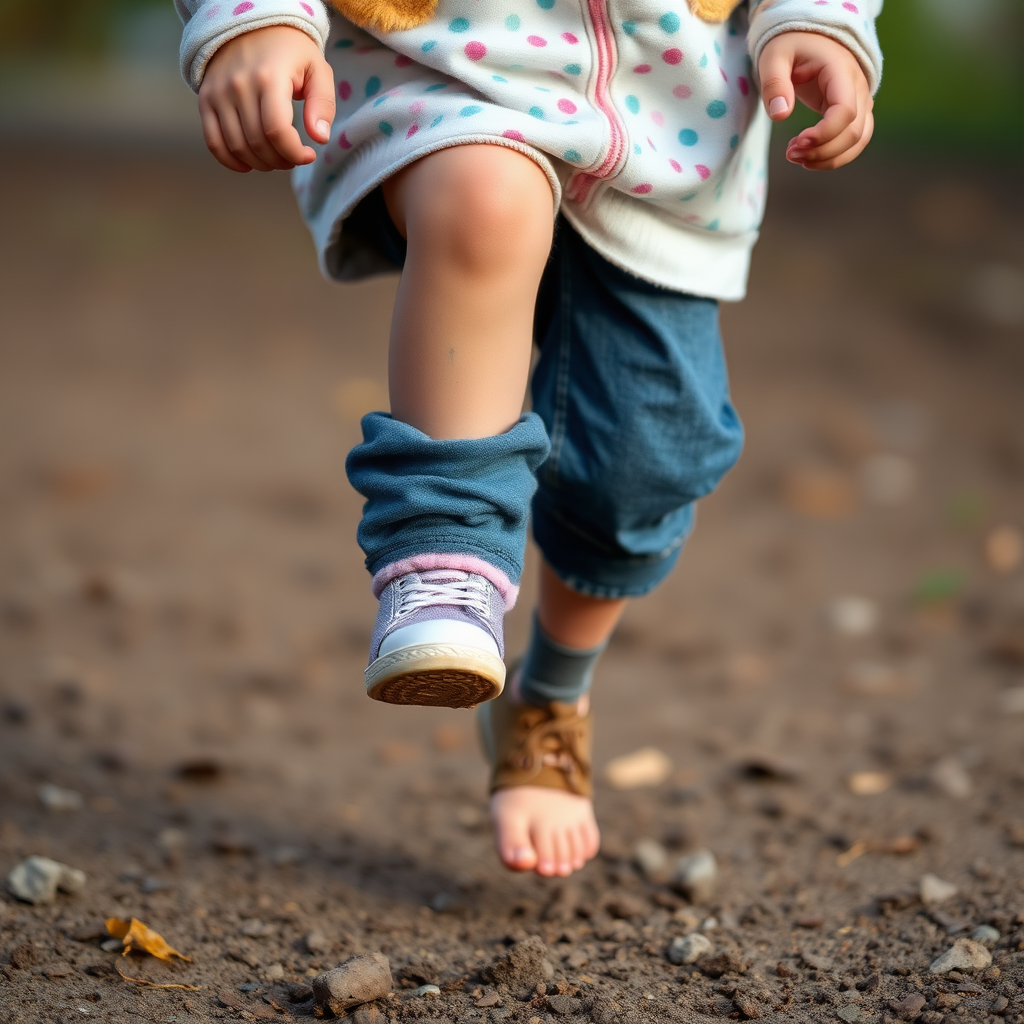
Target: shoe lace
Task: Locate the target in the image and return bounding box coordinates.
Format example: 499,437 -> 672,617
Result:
508,704 -> 591,795
396,570 -> 491,617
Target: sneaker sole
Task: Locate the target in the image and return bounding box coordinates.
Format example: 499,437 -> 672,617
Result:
365,644 -> 506,708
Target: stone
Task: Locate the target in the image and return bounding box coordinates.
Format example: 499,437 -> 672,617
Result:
929,757 -> 972,800
312,952 -> 392,1016
826,596 -> 879,636
264,963 -> 285,981
836,1006 -> 861,1023
732,992 -> 761,1018
889,992 -> 926,1020
239,918 -> 274,938
350,1006 -> 382,1024
667,934 -> 713,965
7,855 -> 86,904
971,924 -> 1000,944
698,951 -> 748,979
920,873 -> 958,905
602,747 -> 672,789
918,1012 -> 944,1024
407,984 -> 440,999
605,892 -> 648,920
991,994 -> 1010,1013
38,783 -> 84,812
928,938 -> 992,974
800,952 -> 834,972
485,936 -> 554,995
304,929 -> 330,954
546,994 -> 583,1016
673,848 -> 718,903
632,838 -> 669,879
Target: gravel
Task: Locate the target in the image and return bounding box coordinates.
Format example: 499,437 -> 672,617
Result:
6,855 -> 87,904
312,952 -> 393,1016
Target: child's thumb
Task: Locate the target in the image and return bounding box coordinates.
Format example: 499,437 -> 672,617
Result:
302,58 -> 337,144
758,44 -> 796,121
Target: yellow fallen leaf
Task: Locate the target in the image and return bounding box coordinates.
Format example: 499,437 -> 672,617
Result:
105,918 -> 191,962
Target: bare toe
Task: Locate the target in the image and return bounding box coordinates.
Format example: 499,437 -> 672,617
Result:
491,800 -> 537,872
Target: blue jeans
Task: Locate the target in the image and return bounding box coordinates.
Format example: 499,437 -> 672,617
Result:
345,193 -> 744,599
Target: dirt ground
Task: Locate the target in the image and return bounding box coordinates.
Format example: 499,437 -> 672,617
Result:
0,142 -> 1023,1024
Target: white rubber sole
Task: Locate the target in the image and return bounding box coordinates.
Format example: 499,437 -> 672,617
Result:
365,643 -> 506,708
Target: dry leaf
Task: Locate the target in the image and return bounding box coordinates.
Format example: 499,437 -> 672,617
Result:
115,963 -> 199,990
603,747 -> 672,789
105,918 -> 191,962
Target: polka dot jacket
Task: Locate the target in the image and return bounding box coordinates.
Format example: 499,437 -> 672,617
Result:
178,0 -> 882,300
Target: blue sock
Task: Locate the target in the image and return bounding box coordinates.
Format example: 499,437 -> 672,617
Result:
517,615 -> 607,706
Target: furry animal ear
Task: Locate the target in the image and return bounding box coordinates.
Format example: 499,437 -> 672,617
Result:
686,0 -> 745,22
330,0 -> 437,32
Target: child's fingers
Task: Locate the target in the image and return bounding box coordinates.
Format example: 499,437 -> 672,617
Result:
797,109 -> 874,170
261,84 -> 315,166
198,102 -> 252,173
787,70 -> 870,166
300,56 -> 337,143
758,40 -> 797,121
218,105 -> 275,172
237,95 -> 294,171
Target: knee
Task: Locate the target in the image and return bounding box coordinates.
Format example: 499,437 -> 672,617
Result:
398,145 -> 554,274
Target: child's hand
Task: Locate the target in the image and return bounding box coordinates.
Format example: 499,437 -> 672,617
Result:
758,31 -> 873,170
198,26 -> 335,173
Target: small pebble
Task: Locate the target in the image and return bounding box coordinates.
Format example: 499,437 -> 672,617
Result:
667,933 -> 713,965
304,929 -> 330,955
889,992 -> 926,1020
313,952 -> 392,1016
929,757 -> 972,800
847,771 -> 892,795
264,963 -> 285,981
602,747 -> 672,789
239,919 -> 274,938
920,873 -> 958,905
835,1004 -> 861,1023
985,525 -> 1023,573
7,855 -> 87,905
971,924 -> 1000,944
38,783 -> 84,812
861,453 -> 916,505
929,938 -> 992,974
673,848 -> 717,903
632,838 -> 669,880
407,984 -> 441,999
801,952 -> 834,972
826,596 -> 879,636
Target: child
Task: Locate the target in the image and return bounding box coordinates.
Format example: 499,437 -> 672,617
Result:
176,0 -> 881,878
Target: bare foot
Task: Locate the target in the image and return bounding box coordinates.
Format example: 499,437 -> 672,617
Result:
489,677 -> 600,876
490,783 -> 600,876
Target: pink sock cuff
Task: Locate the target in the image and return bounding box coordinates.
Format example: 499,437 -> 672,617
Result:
371,555 -> 519,609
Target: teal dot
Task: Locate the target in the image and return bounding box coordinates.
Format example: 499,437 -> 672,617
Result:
729,134 -> 739,148
430,114 -> 444,127
633,143 -> 641,155
621,19 -> 636,34
699,52 -> 708,67
625,94 -> 640,114
707,99 -> 727,118
537,0 -> 555,8
681,192 -> 697,201
378,120 -> 393,136
535,86 -> 551,92
421,39 -> 437,51
373,95 -> 388,107
529,105 -> 545,118
334,38 -> 354,48
448,17 -> 469,31
678,128 -> 698,146
713,40 -> 721,55
707,219 -> 720,230
492,74 -> 508,82
365,76 -> 381,97
563,63 -> 581,75
505,13 -> 520,29
564,148 -> 582,161
425,82 -> 447,91
459,104 -> 482,116
659,11 -> 680,32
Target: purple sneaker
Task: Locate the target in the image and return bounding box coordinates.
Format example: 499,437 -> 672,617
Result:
365,569 -> 506,708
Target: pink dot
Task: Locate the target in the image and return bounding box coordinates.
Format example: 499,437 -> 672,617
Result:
651,111 -> 664,127
395,53 -> 413,67
502,129 -> 526,141
338,80 -> 352,100
299,1 -> 313,13
695,164 -> 710,180
205,5 -> 221,17
631,183 -> 653,194
738,75 -> 749,96
557,98 -> 577,114
662,48 -> 682,65
406,124 -> 419,138
232,1 -> 254,13
669,158 -> 682,172
527,35 -> 547,46
842,1 -> 858,9
672,84 -> 692,99
464,40 -> 487,60
410,100 -> 425,115
561,32 -> 579,43
634,64 -> 652,74
338,131 -> 352,149
720,67 -> 728,82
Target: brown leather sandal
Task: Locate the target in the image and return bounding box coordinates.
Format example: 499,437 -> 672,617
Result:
478,669 -> 593,799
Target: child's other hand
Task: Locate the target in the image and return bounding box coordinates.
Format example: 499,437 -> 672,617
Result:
198,26 -> 335,173
758,31 -> 873,170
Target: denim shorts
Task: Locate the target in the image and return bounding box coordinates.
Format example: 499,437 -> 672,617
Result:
345,188 -> 744,599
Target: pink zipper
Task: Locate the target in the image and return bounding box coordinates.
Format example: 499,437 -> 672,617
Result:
567,0 -> 626,204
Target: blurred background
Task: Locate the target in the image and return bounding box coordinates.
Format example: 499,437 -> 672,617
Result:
0,2 -> 1023,1020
